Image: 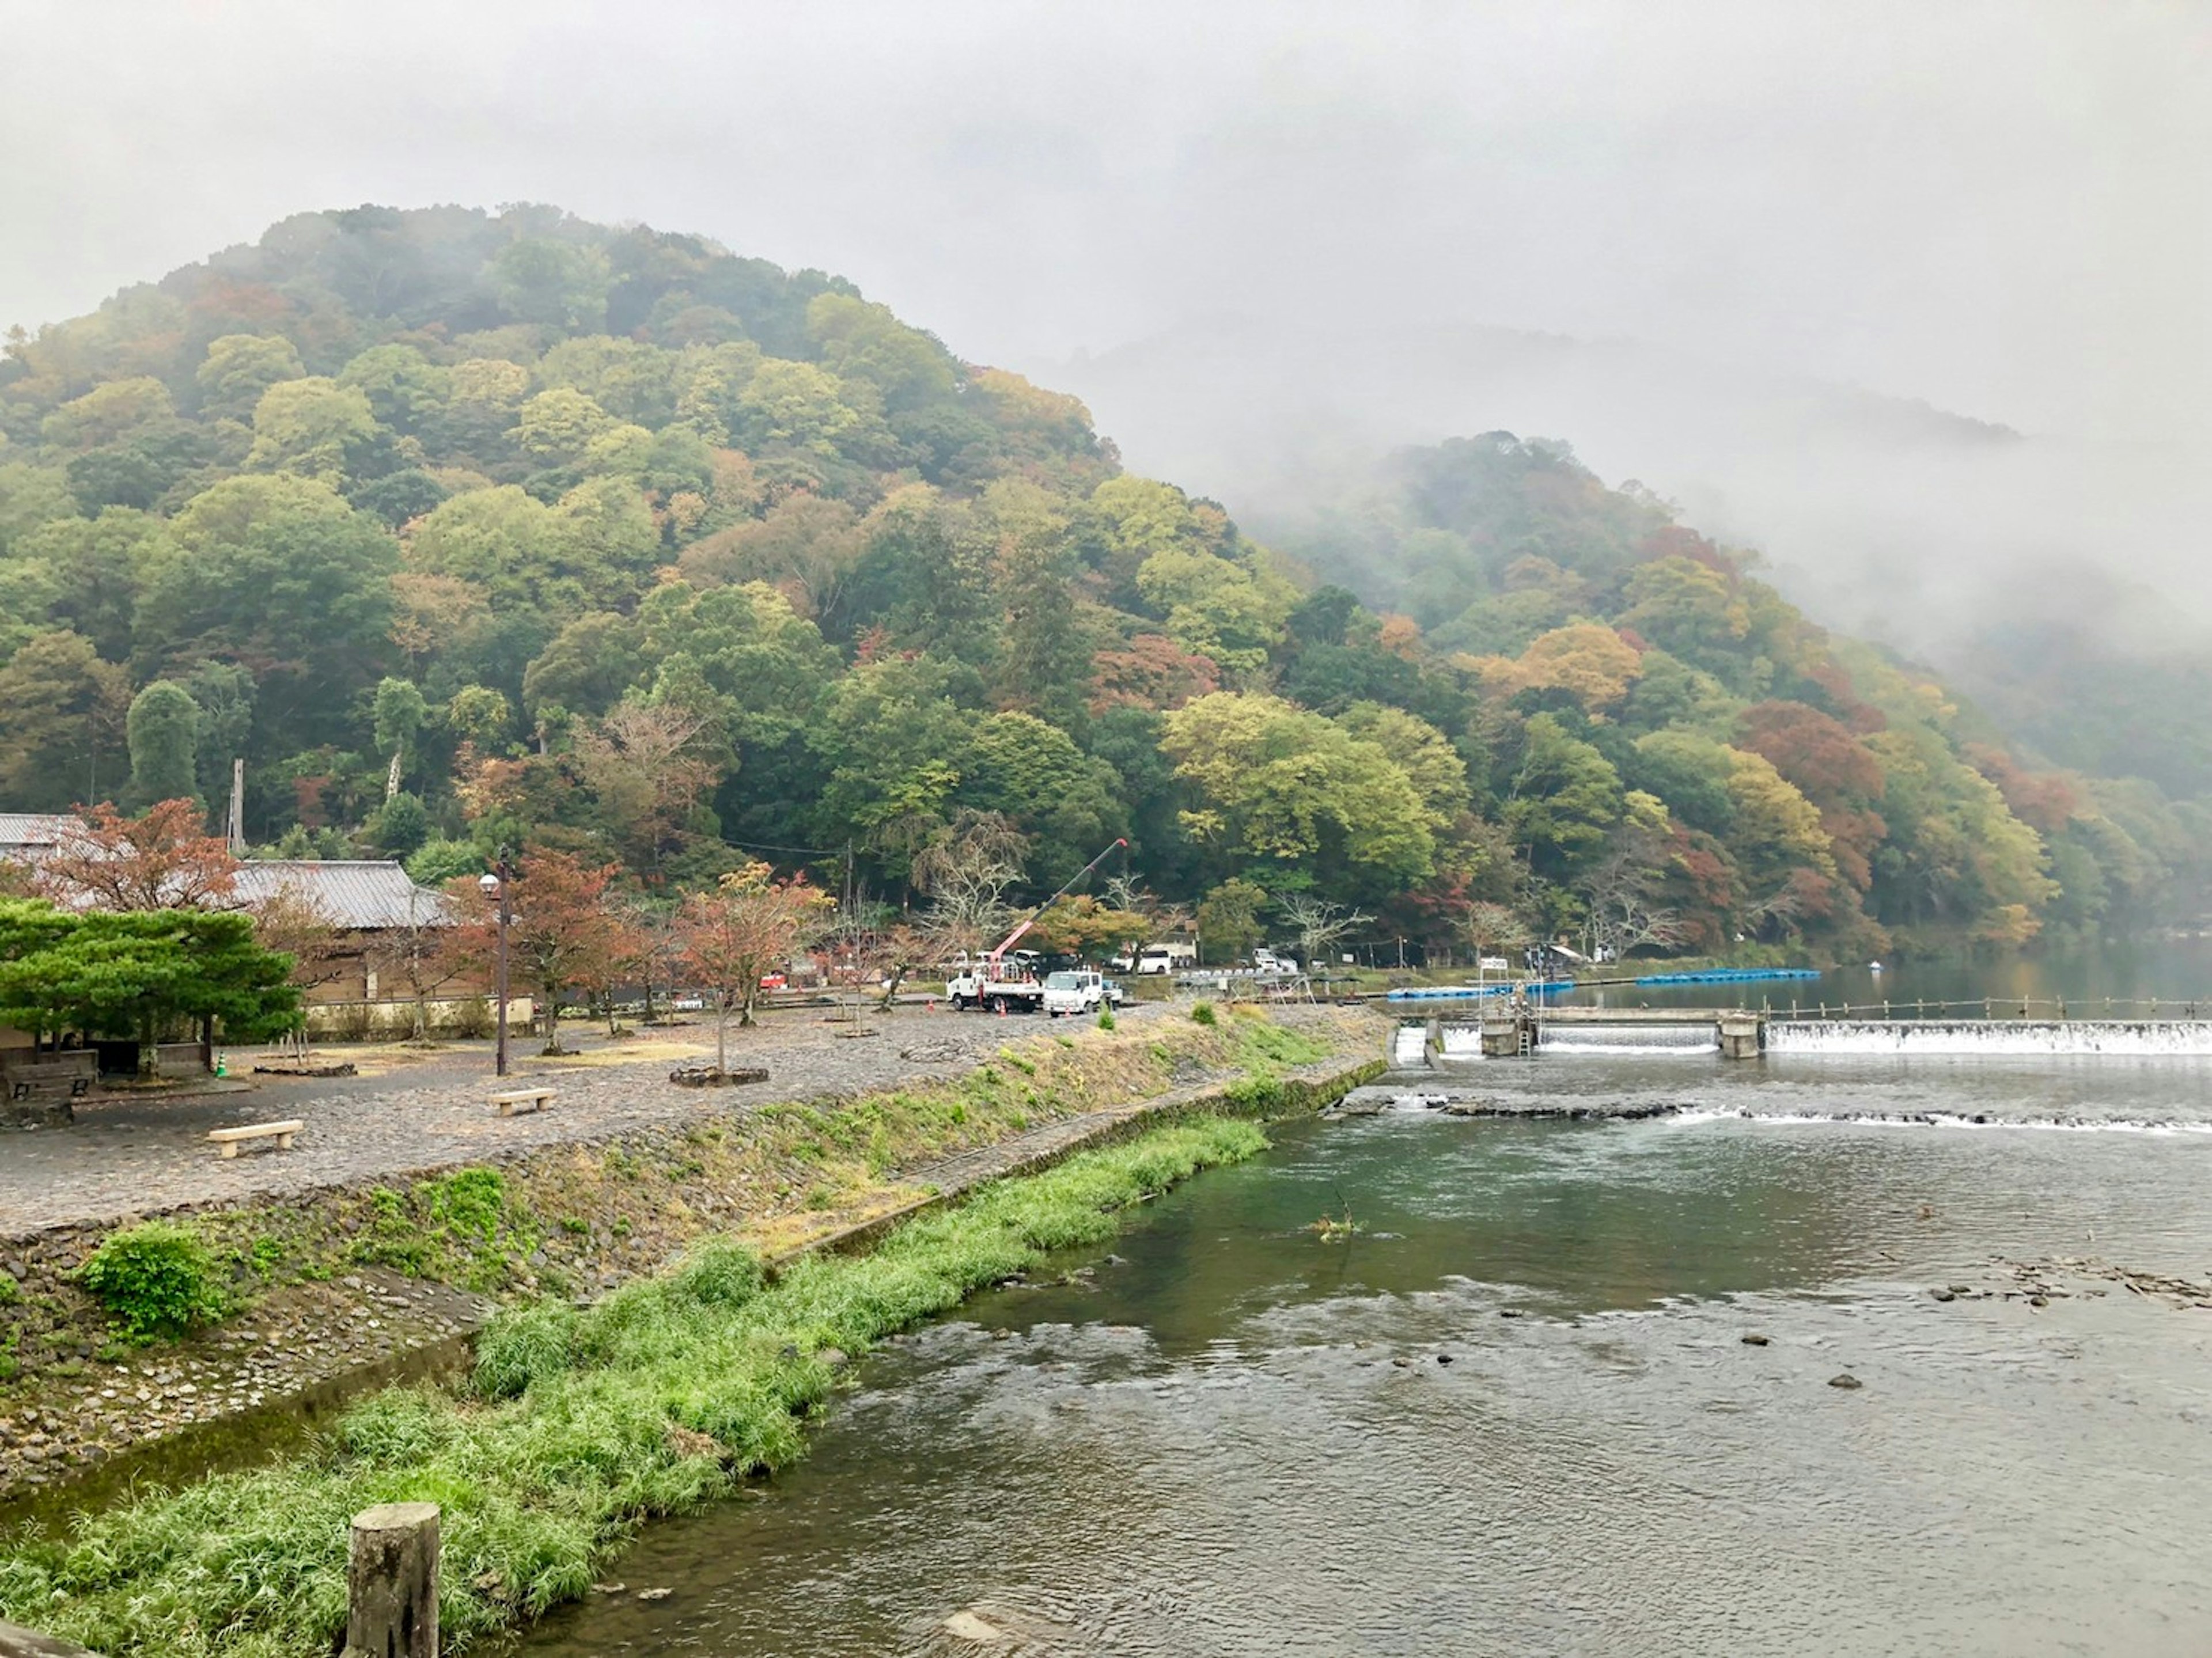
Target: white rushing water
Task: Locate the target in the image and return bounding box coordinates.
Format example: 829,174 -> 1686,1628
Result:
1391,1025 -> 1430,1066
1437,1025 -> 1486,1058
1537,1023 -> 1719,1056
1766,1020 -> 2212,1057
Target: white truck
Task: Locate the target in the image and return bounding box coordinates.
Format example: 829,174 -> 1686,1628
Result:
1252,948 -> 1299,975
1042,969 -> 1107,1016
1135,940 -> 1198,975
945,966 -> 1045,1014
942,838 -> 1134,1014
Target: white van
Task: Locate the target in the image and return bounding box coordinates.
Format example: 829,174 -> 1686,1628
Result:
1135,941 -> 1198,976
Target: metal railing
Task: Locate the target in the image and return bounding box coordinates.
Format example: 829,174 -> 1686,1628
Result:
1766,996 -> 2211,1022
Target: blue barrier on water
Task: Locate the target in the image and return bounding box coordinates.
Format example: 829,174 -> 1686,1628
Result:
1632,968 -> 1823,987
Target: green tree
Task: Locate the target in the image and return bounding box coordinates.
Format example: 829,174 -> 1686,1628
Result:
805,293 -> 958,415
808,655 -> 975,860
245,378 -> 384,483
180,661 -> 256,795
1162,692 -> 1436,892
366,791 -> 431,858
126,681 -> 201,808
372,676 -> 430,796
195,334 -> 306,422
1196,878 -> 1268,963
41,377 -> 176,451
491,236 -> 611,330
144,476 -> 400,745
338,343 -> 452,437
0,903 -> 298,1076
0,631 -> 130,810
959,711 -> 1126,883
1503,714 -> 1624,880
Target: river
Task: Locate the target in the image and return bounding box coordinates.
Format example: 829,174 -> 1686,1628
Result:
518,947 -> 2212,1657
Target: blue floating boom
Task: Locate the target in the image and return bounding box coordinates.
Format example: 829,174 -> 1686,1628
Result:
1631,967 -> 1824,987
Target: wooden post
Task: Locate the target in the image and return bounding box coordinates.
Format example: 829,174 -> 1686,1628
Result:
344,1503 -> 440,1658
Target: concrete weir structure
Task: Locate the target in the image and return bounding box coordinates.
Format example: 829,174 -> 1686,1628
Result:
1406,1010 -> 2212,1063
1468,1007 -> 1764,1058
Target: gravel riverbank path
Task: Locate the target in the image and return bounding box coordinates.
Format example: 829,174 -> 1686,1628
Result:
0,1006 -> 1240,1238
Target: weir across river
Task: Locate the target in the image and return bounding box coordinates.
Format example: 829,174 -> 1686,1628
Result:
1395,1007 -> 2212,1063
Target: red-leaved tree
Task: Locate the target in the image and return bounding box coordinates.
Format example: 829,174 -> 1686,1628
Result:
445,847 -> 630,1052
37,799 -> 239,911
673,861 -> 832,1068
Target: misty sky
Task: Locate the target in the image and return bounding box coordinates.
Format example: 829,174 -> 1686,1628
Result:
5,0 -> 2205,452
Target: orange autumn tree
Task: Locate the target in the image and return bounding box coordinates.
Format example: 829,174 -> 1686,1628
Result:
36,799 -> 240,911
674,860 -> 833,1067
445,847 -> 630,1052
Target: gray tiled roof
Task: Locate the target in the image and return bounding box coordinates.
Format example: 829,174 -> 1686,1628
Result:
230,861 -> 453,929
0,814 -> 72,851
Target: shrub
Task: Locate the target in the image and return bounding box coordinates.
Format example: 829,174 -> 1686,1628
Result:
1190,1001 -> 1217,1026
0,1272 -> 20,1307
1097,1008 -> 1116,1031
75,1221 -> 228,1341
474,1302 -> 582,1399
668,1240 -> 764,1310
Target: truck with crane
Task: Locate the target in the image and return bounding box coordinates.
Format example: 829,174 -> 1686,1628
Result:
944,839 -> 1128,1014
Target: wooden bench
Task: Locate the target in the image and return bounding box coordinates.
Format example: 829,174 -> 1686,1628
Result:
10,1076 -> 90,1103
206,1120 -> 304,1158
490,1085 -> 557,1117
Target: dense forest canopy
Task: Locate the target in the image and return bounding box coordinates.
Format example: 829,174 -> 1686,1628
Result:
1,203 -> 2203,959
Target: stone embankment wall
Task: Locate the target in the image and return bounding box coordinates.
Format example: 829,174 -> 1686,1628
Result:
0,1006 -> 1382,1504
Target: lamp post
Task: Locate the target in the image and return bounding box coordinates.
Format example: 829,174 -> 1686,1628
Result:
479,855 -> 513,1078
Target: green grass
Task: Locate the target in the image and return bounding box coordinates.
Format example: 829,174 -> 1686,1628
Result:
0,1117 -> 1269,1657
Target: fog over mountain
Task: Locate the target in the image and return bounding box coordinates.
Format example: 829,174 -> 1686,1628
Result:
6,0 -> 2207,765
1050,312 -> 2212,658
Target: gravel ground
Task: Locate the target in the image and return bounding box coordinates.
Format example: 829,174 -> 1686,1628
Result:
0,1005 -> 1171,1239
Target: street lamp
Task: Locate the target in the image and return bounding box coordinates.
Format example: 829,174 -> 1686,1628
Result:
479,855 -> 513,1077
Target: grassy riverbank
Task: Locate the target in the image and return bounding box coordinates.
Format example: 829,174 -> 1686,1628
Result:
0,1116 -> 1274,1657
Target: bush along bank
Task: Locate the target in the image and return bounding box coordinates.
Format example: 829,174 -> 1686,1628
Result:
0,1116 -> 1275,1658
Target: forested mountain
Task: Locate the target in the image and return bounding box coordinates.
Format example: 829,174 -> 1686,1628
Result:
0,204 -> 2202,958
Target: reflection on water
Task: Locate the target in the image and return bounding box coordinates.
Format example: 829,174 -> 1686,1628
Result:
1559,936 -> 2212,1016
518,1038 -> 2212,1658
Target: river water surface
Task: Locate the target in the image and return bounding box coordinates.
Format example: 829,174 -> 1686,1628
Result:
520,961 -> 2212,1657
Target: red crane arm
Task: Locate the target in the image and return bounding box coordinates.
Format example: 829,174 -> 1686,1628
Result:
986,839 -> 1129,970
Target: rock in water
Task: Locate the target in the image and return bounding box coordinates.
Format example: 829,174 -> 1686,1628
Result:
1929,1288 -> 1956,1302
1828,1373 -> 1862,1390
944,1608 -> 1009,1642
1740,1333 -> 1770,1346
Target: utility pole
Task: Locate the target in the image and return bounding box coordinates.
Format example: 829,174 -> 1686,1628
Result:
228,757 -> 247,853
